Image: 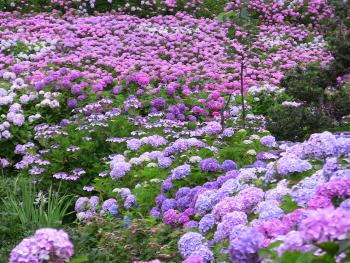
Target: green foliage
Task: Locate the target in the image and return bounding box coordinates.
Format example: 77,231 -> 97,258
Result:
2,178 -> 73,229
70,218 -> 182,262
281,63 -> 329,105
266,104 -> 334,141
275,251 -> 314,263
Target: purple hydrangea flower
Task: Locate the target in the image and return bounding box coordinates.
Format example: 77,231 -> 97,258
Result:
127,139 -> 142,151
300,207 -> 350,243
161,198 -> 176,213
189,245 -> 214,263
199,158 -> 220,173
178,232 -> 204,258
124,194 -> 136,209
221,160 -> 237,172
150,207 -> 161,218
229,226 -> 263,263
276,154 -> 312,177
151,97 -> 166,111
102,198 -> 117,215
162,178 -> 173,192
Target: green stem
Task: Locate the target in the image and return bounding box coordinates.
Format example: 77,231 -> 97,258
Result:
240,60 -> 246,129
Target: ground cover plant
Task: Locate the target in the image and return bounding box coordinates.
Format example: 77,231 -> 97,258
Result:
1,0 -> 350,262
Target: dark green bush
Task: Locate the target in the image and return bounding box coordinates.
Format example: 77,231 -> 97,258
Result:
266,104 -> 334,141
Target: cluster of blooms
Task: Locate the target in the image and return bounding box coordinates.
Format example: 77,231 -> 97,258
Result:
162,131 -> 350,262
53,168 -> 86,181
75,195 -> 99,220
126,135 -> 167,151
163,138 -> 207,156
224,0 -> 334,27
1,0 -> 215,17
0,11 -> 332,96
9,228 -> 74,263
110,154 -> 131,180
0,71 -> 63,143
75,189 -> 137,221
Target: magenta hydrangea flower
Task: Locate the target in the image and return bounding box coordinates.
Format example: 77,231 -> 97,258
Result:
163,209 -> 179,226
299,208 -> 350,243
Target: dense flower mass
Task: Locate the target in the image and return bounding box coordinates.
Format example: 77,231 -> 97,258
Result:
1,0 -> 350,262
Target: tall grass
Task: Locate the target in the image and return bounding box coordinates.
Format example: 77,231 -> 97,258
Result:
2,178 -> 73,229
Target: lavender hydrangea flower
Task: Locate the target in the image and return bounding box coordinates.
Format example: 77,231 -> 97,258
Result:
260,135 -> 276,147
9,228 -> 74,263
214,211 -> 248,242
75,197 -> 90,213
182,255 -> 204,263
162,178 -> 173,192
276,154 -> 312,176
110,159 -> 131,180
189,245 -> 214,263
195,190 -> 218,215
158,157 -> 173,169
171,164 -> 191,180
204,121 -> 221,135
155,193 -> 167,207
183,220 -> 199,230
150,207 -> 161,218
340,199 -> 350,211
199,214 -> 216,235
276,231 -> 314,256
178,232 -> 204,258
127,138 -> 142,151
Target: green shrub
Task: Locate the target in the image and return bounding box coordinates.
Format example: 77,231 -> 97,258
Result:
266,104 -> 334,141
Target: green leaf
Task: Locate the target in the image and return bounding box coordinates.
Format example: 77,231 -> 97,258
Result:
217,11 -> 238,21
280,195 -> 299,213
295,251 -> 313,263
343,20 -> 350,28
277,251 -> 313,263
69,255 -> 89,263
316,242 -> 339,256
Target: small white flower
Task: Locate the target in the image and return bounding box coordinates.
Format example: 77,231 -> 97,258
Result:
189,156 -> 202,163
250,135 -> 260,140
247,149 -> 257,156
146,162 -> 158,168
